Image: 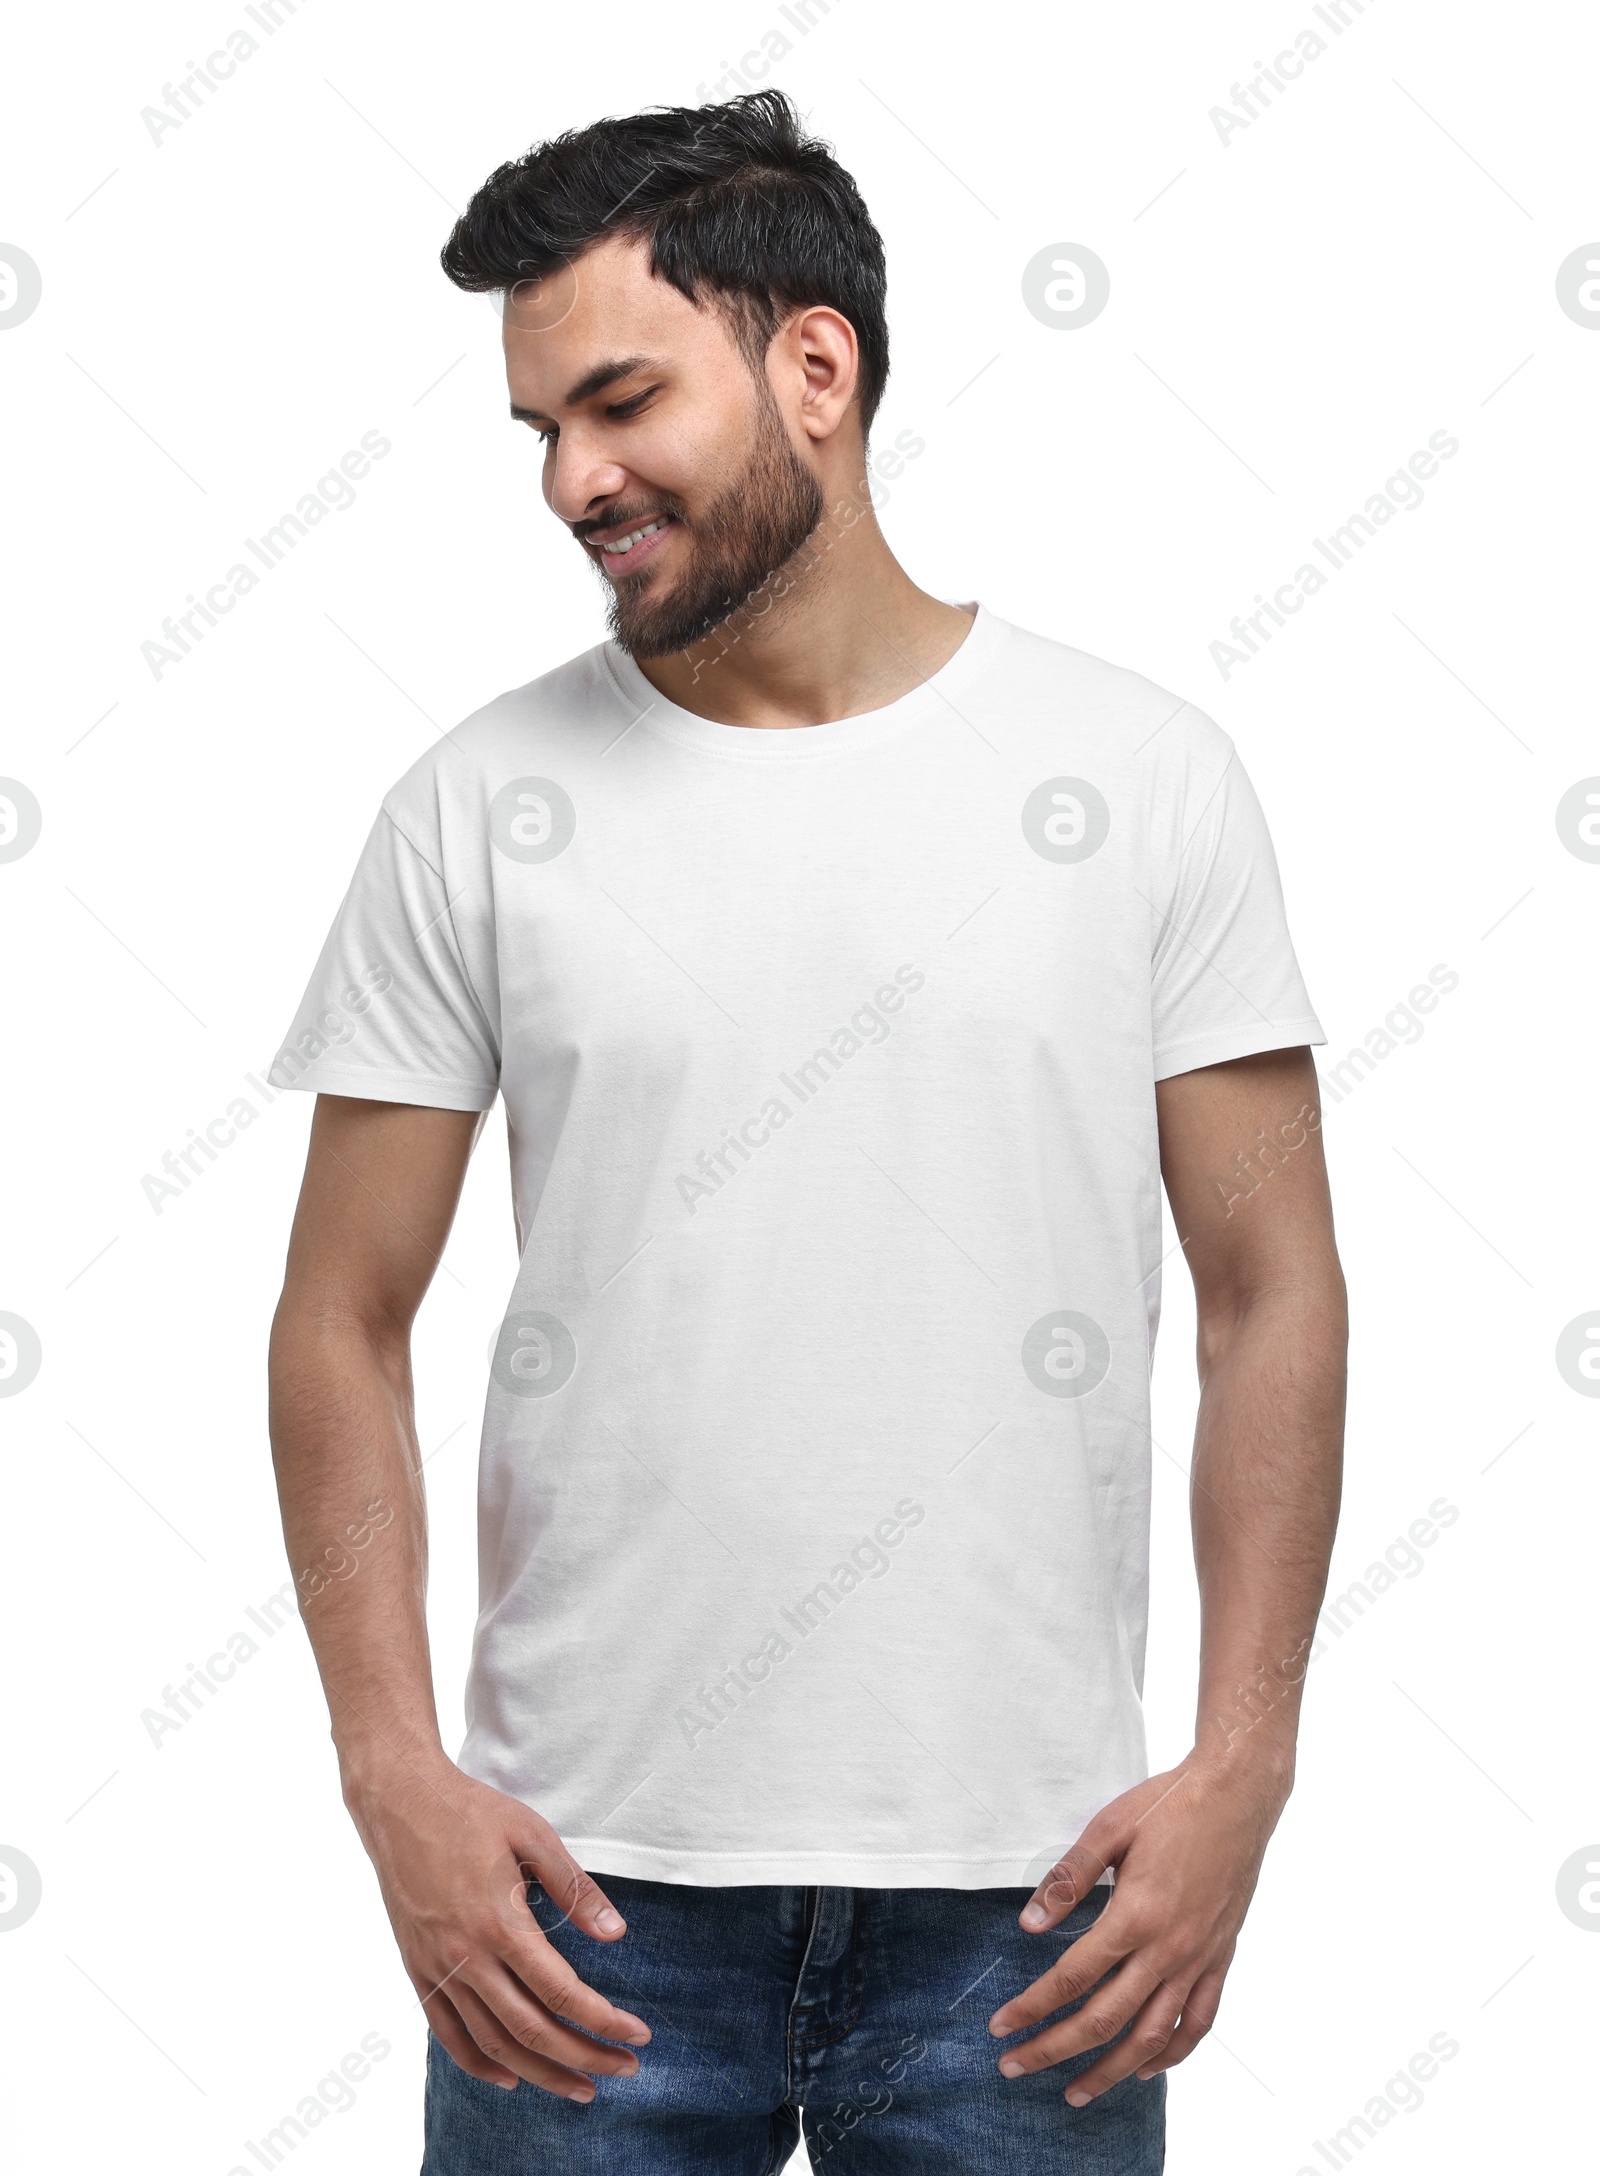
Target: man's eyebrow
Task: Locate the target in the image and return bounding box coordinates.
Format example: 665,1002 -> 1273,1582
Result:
509,354 -> 664,425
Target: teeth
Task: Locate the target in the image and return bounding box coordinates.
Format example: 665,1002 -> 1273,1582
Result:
601,518 -> 669,554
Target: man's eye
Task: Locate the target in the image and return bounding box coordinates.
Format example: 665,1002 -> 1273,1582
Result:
533,426 -> 557,445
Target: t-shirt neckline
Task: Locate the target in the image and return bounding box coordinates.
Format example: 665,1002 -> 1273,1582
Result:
599,599 -> 1007,760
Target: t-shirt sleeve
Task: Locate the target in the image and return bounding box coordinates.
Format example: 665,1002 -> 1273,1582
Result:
1150,724 -> 1325,1081
267,800 -> 500,1110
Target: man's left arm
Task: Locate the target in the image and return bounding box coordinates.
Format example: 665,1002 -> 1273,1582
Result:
988,1044 -> 1347,2101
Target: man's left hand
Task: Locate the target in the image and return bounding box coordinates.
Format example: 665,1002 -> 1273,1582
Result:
986,1752 -> 1291,2103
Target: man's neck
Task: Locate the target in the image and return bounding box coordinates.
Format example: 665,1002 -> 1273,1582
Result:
625,521 -> 976,731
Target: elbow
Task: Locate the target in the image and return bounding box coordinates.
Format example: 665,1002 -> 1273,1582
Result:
1194,1259 -> 1348,1380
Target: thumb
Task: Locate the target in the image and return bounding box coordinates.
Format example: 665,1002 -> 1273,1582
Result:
505,1809 -> 630,1942
1020,1804 -> 1132,1930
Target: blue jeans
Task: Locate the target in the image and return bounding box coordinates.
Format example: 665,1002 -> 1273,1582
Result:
421,1874 -> 1164,2172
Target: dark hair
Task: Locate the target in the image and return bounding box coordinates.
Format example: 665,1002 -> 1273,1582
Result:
441,89 -> 890,437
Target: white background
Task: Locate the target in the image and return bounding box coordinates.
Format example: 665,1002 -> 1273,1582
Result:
2,1 -> 1595,2169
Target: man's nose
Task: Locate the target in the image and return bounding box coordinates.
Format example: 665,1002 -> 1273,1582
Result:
545,437 -> 632,531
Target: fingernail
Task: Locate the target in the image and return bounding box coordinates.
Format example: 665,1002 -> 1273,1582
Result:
570,2086 -> 595,2103
1066,2089 -> 1091,2107
496,2079 -> 517,2091
1021,1902 -> 1047,1928
622,2026 -> 650,2045
999,2059 -> 1024,2078
596,1907 -> 625,1934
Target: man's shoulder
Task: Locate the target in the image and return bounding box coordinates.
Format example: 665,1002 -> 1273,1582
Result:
376,640 -> 620,832
992,612 -> 1233,770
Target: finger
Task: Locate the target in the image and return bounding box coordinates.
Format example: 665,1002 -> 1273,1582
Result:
989,1910 -> 1133,2036
1022,1855 -> 1111,1932
1134,1965 -> 1226,2079
517,1834 -> 631,1945
474,1959 -> 645,2079
997,1957 -> 1163,2078
503,1920 -> 652,2047
448,1975 -> 601,2102
1062,1979 -> 1187,2104
495,1841 -> 651,2046
411,1973 -> 519,2091
1020,1814 -> 1127,1930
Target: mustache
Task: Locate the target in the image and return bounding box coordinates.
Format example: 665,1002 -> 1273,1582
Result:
572,502 -> 685,544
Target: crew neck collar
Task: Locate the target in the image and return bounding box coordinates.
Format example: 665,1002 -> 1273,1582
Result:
599,599 -> 1007,760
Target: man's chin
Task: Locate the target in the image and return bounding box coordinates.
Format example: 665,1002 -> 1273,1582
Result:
605,579 -> 744,663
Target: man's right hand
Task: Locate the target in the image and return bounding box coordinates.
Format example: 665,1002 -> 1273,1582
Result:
345,1757 -> 652,2101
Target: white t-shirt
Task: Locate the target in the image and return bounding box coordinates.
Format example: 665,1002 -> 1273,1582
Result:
274,602 -> 1324,1887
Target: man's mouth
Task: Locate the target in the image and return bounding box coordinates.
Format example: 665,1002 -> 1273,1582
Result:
585,513 -> 679,574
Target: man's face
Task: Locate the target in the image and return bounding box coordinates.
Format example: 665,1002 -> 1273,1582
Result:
504,233 -> 825,659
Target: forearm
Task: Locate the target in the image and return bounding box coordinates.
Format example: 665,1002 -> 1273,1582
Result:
1188,1274 -> 1346,1784
267,1301 -> 448,1803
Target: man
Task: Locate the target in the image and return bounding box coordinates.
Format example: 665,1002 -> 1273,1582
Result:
268,88 -> 1345,2174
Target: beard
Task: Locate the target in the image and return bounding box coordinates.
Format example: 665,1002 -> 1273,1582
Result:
595,384 -> 826,661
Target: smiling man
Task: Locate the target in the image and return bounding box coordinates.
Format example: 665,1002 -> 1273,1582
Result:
267,89 -> 1346,2175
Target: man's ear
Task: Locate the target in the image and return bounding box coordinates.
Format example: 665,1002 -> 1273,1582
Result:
782,303 -> 860,445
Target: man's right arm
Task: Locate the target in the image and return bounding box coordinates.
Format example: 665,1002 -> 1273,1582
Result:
267,1092 -> 651,2101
